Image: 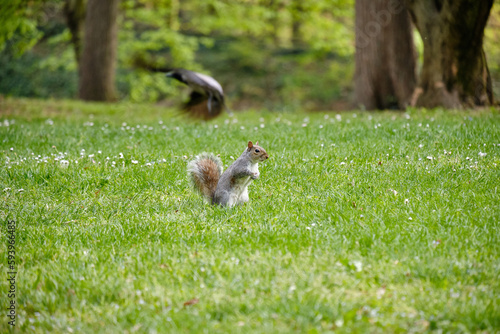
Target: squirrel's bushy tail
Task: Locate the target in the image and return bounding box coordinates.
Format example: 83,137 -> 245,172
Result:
187,153 -> 223,201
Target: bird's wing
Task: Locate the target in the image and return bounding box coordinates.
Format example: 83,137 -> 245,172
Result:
191,72 -> 224,95
183,91 -> 223,120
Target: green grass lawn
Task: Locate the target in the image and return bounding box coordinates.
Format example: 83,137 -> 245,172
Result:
1,98 -> 499,333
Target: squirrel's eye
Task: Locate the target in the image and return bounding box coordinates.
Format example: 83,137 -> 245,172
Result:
255,149 -> 260,153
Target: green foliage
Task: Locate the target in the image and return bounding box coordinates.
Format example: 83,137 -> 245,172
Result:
0,0 -> 355,107
0,0 -> 43,56
1,98 -> 499,332
0,45 -> 78,99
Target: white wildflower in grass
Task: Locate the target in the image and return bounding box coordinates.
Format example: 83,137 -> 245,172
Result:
119,153 -> 124,159
260,124 -> 265,128
404,199 -> 409,204
319,125 -> 323,129
60,160 -> 69,167
418,144 -> 424,148
214,124 -> 218,128
131,160 -> 138,164
10,147 -> 14,151
145,163 -> 152,166
427,156 -> 433,160
240,126 -> 245,130
478,152 -> 487,157
45,119 -> 54,125
88,154 -> 94,158
98,151 -> 102,154
335,114 -> 341,121
352,261 -> 363,272
408,217 -> 413,220
3,188 -> 11,192
18,189 -> 24,192
254,127 -> 258,131
302,123 -> 307,127
259,117 -> 265,122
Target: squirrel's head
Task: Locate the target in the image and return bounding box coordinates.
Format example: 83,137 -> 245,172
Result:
247,141 -> 269,162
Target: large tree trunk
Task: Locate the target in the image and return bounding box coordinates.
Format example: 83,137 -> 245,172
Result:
407,0 -> 494,108
354,0 -> 417,110
63,0 -> 86,64
78,0 -> 119,101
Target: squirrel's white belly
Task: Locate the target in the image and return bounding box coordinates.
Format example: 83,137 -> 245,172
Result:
228,163 -> 258,207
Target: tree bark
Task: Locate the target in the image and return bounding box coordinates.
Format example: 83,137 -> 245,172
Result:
407,0 -> 494,108
291,0 -> 304,48
78,0 -> 119,101
354,0 -> 417,110
63,0 -> 86,64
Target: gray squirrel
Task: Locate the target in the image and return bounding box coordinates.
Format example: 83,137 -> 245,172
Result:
187,141 -> 269,207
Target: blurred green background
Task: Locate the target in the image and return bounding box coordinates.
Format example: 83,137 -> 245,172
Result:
0,0 -> 499,110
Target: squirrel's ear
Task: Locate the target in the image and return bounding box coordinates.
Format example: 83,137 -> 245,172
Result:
248,141 -> 253,148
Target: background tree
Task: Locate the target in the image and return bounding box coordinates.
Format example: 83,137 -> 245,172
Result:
407,0 -> 494,108
354,0 -> 416,110
78,0 -> 119,101
63,0 -> 86,64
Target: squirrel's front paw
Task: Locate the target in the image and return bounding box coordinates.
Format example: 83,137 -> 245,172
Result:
251,172 -> 259,180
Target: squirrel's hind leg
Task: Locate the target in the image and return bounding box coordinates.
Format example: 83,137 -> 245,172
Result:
237,188 -> 250,205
